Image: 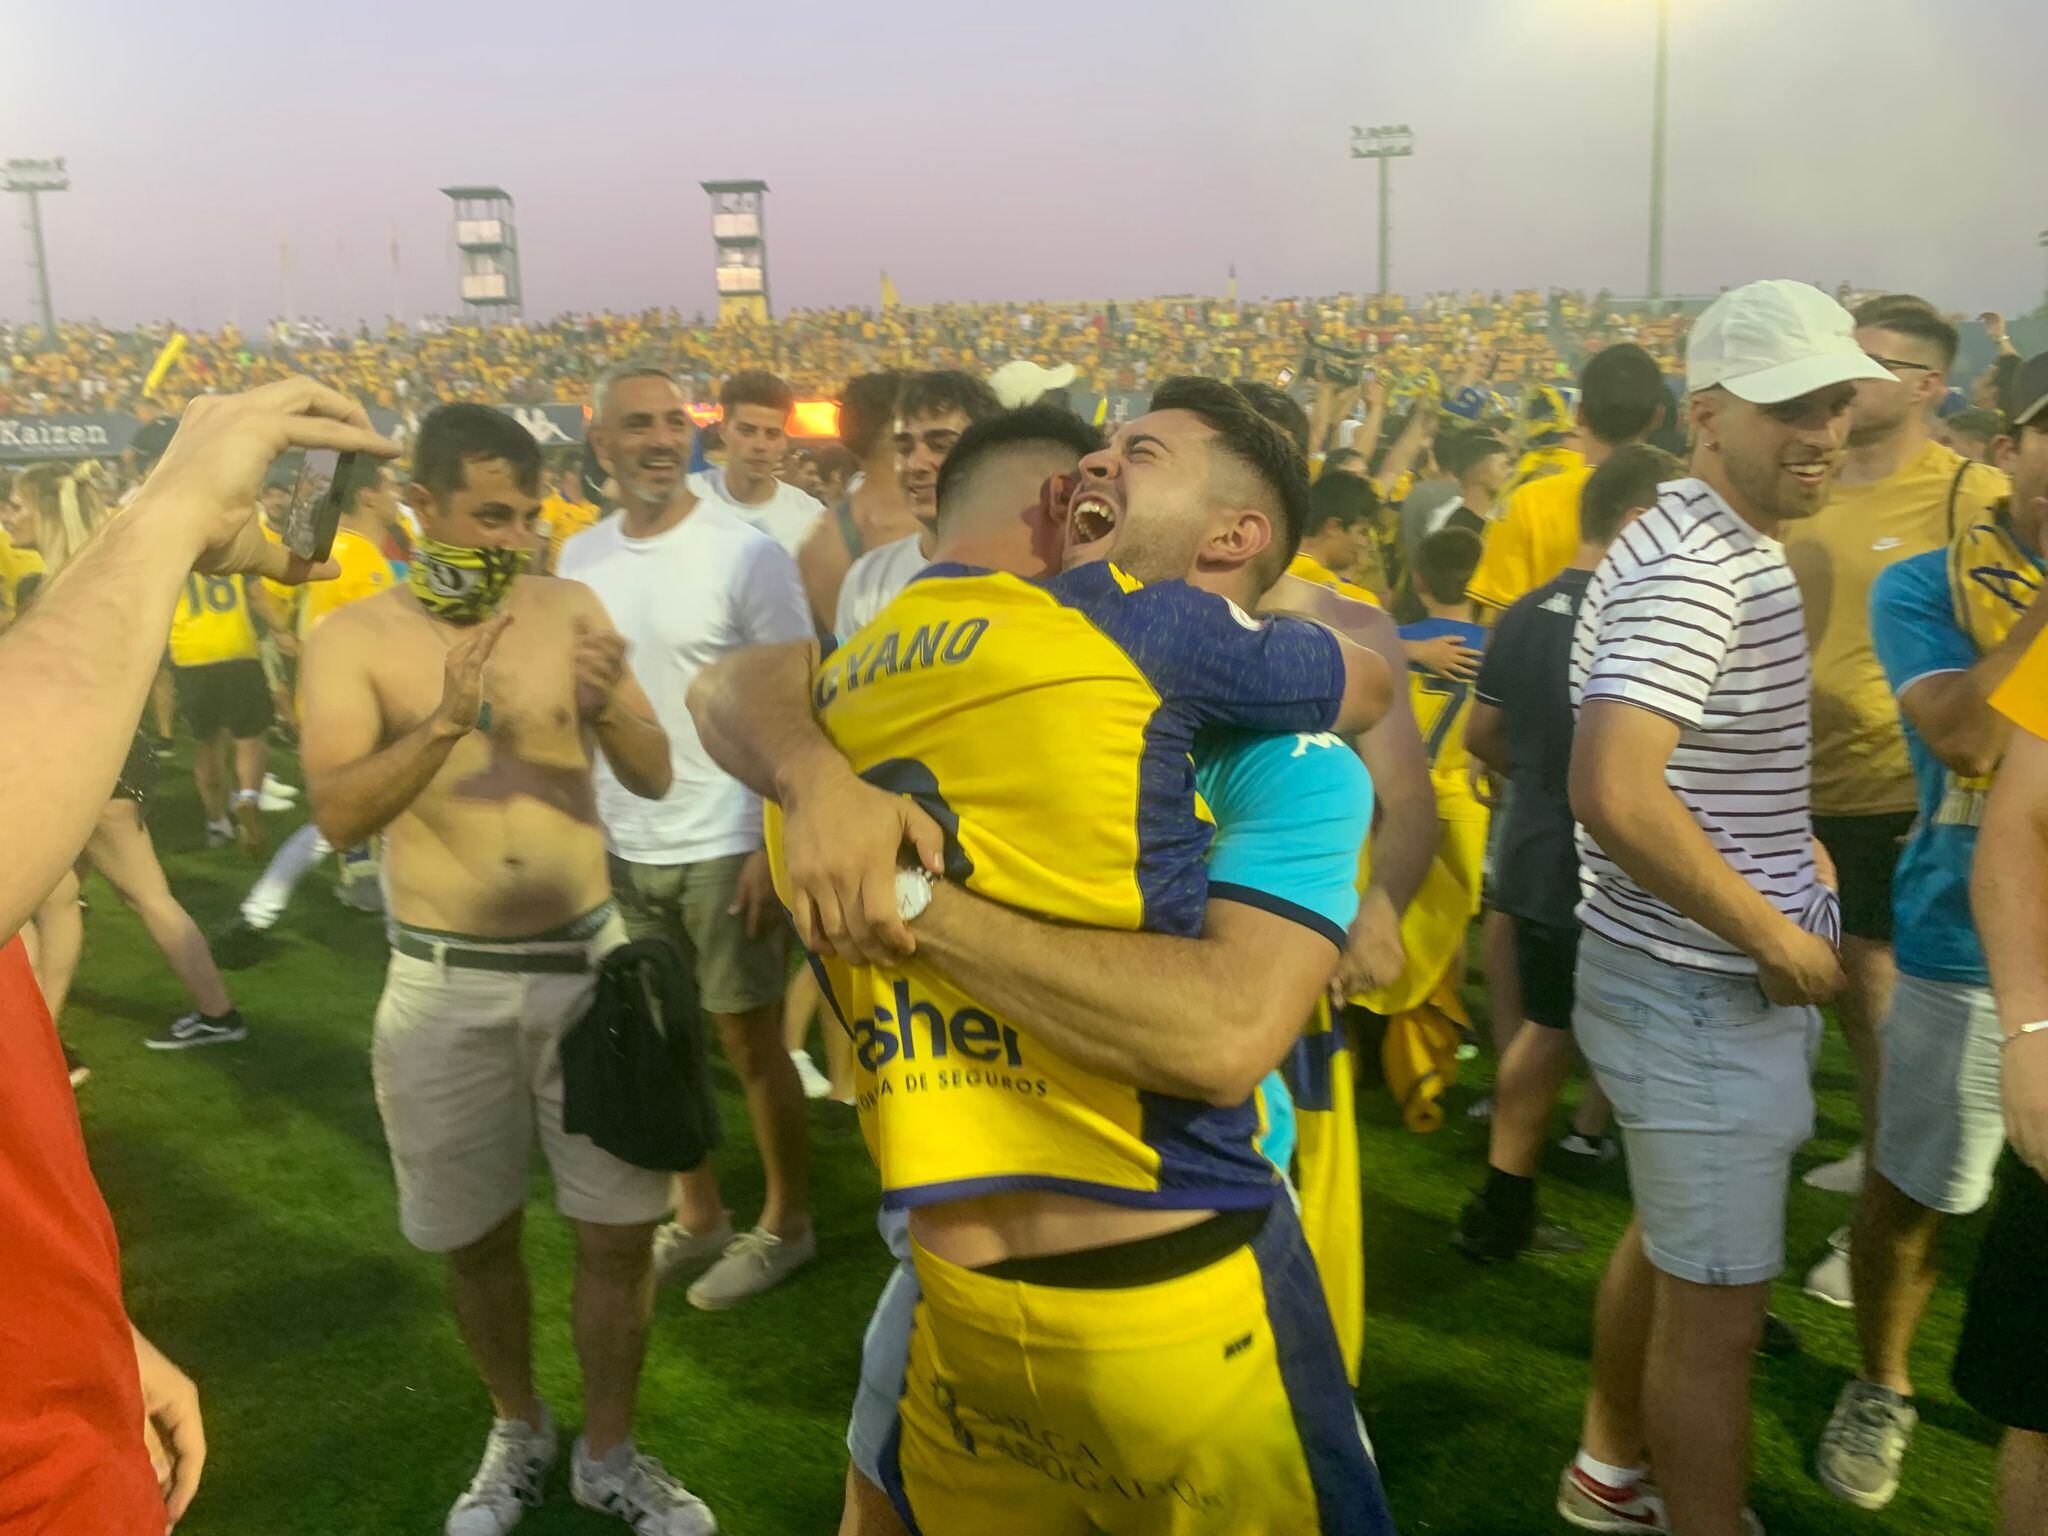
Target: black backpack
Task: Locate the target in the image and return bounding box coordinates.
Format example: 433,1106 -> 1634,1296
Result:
560,937 -> 722,1172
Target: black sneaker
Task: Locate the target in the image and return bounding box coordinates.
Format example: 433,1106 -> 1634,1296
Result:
1454,1193 -> 1534,1265
212,916 -> 271,971
1759,1311 -> 1802,1358
147,1010 -> 248,1050
63,1042 -> 90,1088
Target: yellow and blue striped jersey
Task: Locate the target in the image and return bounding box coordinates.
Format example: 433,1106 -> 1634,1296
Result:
774,561 -> 1350,1211
168,572 -> 261,667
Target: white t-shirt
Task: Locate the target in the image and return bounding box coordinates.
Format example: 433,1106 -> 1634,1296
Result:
833,532 -> 932,646
687,469 -> 824,560
1569,478 -> 1824,973
559,504 -> 812,864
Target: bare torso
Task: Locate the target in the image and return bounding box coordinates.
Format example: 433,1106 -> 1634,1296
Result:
333,579 -> 610,935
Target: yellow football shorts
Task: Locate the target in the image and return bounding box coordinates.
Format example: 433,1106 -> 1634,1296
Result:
879,1200 -> 1394,1535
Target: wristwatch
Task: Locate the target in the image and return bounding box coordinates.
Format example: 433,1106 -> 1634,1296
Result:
896,867 -> 934,923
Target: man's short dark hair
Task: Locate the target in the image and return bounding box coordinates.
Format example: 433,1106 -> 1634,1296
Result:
412,404 -> 542,500
1439,429 -> 1510,483
1149,375 -> 1314,577
1579,444 -> 1681,545
839,371 -> 905,458
934,405 -> 1104,533
722,368 -> 795,420
1415,527 -> 1483,606
336,457 -> 388,516
1303,471 -> 1381,539
1854,294 -> 1960,372
1946,406 -> 2003,445
898,369 -> 1002,428
1231,381 -> 1311,455
1580,344 -> 1670,445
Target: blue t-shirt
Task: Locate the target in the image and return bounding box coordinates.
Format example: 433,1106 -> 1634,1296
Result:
1870,551 -> 2005,984
1197,729 -> 1374,1172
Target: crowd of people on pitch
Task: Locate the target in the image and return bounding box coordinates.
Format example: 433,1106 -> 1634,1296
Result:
8,277 -> 2048,1536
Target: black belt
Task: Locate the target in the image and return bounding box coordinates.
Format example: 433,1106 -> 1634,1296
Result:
389,932 -> 594,974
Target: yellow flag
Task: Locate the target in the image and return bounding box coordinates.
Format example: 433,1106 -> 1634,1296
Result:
1092,395 -> 1109,427
880,269 -> 899,311
142,332 -> 188,399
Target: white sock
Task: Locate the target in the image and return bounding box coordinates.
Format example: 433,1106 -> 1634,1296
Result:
241,822 -> 327,926
1574,1450 -> 1646,1489
233,788 -> 261,808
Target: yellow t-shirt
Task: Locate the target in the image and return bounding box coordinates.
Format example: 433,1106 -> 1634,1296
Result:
1785,440 -> 2010,816
169,573 -> 261,667
298,527 -> 395,637
541,494 -> 602,573
1992,625 -> 2048,737
0,531 -> 46,621
1468,463 -> 1593,614
1287,552 -> 1382,607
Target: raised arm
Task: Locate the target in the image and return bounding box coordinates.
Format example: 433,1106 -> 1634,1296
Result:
1974,727 -> 2048,1177
913,886 -> 1336,1106
0,379 -> 392,934
301,611 -> 507,849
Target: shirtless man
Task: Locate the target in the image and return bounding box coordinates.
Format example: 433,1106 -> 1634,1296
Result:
299,404 -> 712,1536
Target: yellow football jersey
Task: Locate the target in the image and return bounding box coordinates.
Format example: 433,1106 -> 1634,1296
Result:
1992,622 -> 2048,739
769,560 -> 1349,1211
298,527 -> 395,637
541,493 -> 601,573
1400,619 -> 1489,821
1286,551 -> 1382,608
0,531 -> 46,621
1468,463 -> 1593,614
168,572 -> 261,666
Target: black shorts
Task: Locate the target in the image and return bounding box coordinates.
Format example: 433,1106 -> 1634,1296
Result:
1812,811 -> 1915,943
177,658 -> 273,741
1512,917 -> 1579,1031
1953,1151 -> 2048,1432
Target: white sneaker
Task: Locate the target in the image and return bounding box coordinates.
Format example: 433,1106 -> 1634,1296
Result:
790,1048 -> 833,1100
1465,1095 -> 1495,1122
261,773 -> 300,801
1803,1226 -> 1854,1309
686,1224 -> 816,1311
1803,1147 -> 1866,1195
258,786 -> 297,812
445,1407 -> 557,1535
570,1438 -> 717,1536
205,818 -> 235,848
652,1218 -> 736,1289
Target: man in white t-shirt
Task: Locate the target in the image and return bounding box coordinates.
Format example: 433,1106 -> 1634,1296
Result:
560,364 -> 819,1311
686,369 -> 824,559
832,369 -> 1001,644
1557,282 -> 1882,1536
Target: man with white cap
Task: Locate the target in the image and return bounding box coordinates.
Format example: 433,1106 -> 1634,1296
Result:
1556,280 -> 1878,1536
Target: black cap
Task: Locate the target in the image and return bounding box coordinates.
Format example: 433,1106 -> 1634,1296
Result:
2006,352 -> 2048,430
129,416 -> 177,468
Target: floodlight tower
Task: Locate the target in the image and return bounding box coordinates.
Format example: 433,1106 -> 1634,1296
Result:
4,157 -> 69,349
1349,126 -> 1414,300
441,185 -> 523,322
701,180 -> 771,325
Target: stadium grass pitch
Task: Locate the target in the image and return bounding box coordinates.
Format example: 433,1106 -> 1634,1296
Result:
64,757 -> 1996,1534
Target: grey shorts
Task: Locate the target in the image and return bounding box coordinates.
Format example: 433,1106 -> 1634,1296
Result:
1572,931 -> 1821,1287
609,851 -> 787,1016
1874,973 -> 2005,1215
370,913 -> 673,1252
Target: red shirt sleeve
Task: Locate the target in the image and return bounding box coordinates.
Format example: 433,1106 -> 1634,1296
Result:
0,937 -> 164,1535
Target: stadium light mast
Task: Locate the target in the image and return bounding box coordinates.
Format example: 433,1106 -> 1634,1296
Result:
441,186 -> 523,325
4,157 -> 69,350
1647,0 -> 1671,308
1350,125 -> 1414,301
701,180 -> 771,325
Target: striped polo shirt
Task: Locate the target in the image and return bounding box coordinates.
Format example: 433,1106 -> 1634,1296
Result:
1569,477 -> 1822,973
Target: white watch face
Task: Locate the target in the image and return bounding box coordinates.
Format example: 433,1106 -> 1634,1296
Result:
896,867 -> 934,922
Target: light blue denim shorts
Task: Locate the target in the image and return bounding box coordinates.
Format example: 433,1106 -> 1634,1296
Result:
1572,931 -> 1821,1286
1874,973 -> 2006,1216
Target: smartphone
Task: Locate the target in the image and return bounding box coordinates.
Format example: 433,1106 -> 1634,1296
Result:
281,448 -> 359,563
1274,366 -> 1296,388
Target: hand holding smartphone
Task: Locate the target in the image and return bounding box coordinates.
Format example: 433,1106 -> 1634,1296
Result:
281,448 -> 361,563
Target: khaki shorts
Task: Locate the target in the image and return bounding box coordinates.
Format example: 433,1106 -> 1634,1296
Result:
610,851 -> 786,1016
370,913 -> 673,1253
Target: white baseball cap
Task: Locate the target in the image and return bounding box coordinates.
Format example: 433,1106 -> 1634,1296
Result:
1686,280 -> 1895,404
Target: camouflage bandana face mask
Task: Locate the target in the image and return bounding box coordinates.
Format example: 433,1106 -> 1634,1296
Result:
406,533 -> 530,624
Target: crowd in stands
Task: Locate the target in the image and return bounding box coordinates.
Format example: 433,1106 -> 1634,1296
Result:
0,288 -> 1699,416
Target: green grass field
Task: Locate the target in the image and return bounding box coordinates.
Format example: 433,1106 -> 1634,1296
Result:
65,759 -> 1998,1534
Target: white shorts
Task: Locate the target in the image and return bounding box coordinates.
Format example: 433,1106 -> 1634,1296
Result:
371,914 -> 672,1251
1874,973 -> 2005,1216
